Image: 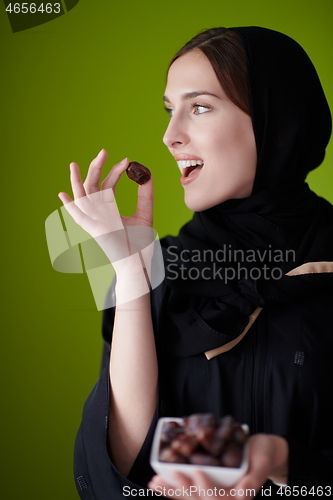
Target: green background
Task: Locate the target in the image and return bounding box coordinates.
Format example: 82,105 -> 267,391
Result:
0,1 -> 332,498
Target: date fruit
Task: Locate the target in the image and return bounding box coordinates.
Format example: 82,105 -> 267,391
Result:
126,161 -> 151,185
158,414 -> 248,468
160,421 -> 183,447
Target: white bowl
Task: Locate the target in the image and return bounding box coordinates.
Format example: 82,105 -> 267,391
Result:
150,417 -> 249,487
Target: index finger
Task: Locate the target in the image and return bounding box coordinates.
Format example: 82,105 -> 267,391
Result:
83,149 -> 108,194
101,157 -> 130,194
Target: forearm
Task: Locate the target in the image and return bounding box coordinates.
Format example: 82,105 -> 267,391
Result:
108,259 -> 158,476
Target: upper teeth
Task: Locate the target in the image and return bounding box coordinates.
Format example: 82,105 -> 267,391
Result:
176,160 -> 204,169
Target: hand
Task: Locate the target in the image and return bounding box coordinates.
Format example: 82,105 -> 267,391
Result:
58,150 -> 155,275
148,434 -> 288,499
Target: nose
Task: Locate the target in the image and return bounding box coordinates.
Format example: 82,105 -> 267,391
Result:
163,114 -> 189,149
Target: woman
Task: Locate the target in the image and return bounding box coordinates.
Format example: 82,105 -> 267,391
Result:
60,27 -> 333,498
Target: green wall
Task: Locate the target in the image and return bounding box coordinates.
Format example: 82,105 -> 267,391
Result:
0,1 -> 332,498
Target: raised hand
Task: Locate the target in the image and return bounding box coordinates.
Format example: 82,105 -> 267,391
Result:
58,150 -> 155,273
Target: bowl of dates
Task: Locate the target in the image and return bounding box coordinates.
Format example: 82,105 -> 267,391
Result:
150,414 -> 249,486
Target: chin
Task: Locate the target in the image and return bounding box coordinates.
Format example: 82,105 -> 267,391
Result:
184,186 -> 253,211
184,195 -> 223,212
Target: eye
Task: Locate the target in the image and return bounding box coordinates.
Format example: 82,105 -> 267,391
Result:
192,104 -> 211,115
164,107 -> 174,118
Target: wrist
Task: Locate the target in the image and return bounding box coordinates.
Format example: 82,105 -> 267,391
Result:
113,252 -> 145,277
114,254 -> 150,304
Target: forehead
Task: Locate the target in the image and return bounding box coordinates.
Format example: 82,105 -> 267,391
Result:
165,50 -> 224,98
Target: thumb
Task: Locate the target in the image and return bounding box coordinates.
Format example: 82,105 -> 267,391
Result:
135,176 -> 154,226
234,435 -> 273,497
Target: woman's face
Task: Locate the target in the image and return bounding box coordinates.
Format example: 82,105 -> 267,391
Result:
163,50 -> 257,211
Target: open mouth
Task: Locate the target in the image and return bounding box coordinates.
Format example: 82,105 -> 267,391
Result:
177,160 -> 204,178
183,164 -> 204,177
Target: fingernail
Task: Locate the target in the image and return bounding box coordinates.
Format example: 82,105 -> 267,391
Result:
120,157 -> 128,165
98,149 -> 104,158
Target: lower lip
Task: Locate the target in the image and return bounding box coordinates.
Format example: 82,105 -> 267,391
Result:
180,165 -> 203,185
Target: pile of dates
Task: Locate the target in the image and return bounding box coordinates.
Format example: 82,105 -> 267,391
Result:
159,414 -> 248,468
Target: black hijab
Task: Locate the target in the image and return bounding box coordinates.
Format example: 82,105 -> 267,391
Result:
159,27 -> 333,356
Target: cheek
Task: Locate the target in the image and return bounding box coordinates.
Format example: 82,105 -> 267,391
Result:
196,116 -> 244,152
221,120 -> 248,149
199,129 -> 240,172
193,123 -> 226,154
218,118 -> 257,168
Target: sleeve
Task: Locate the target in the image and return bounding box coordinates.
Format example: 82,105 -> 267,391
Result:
73,281 -> 164,500
286,292 -> 333,488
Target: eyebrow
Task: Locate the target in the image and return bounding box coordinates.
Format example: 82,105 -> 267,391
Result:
163,91 -> 221,103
